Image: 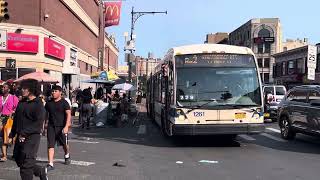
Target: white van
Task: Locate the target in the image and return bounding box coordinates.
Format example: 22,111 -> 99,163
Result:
263,85 -> 287,104
263,85 -> 287,121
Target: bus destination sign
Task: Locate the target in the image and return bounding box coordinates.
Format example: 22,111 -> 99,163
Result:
175,54 -> 255,67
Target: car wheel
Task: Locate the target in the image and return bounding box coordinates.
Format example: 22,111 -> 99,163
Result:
279,116 -> 296,140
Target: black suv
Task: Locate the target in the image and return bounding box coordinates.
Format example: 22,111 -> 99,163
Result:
278,85 -> 320,140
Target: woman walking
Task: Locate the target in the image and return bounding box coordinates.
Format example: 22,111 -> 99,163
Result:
0,83 -> 19,162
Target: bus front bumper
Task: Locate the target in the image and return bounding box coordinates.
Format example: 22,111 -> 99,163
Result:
172,123 -> 265,136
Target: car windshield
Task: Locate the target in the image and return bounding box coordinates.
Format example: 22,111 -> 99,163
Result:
276,86 -> 286,95
264,87 -> 274,95
176,67 -> 262,108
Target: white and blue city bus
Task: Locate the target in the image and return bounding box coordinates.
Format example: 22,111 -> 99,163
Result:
147,44 -> 265,137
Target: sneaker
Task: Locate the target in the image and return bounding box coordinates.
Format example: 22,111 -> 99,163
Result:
65,157 -> 71,165
46,164 -> 55,171
40,166 -> 48,180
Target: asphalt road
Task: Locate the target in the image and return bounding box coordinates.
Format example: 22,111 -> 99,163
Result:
1,104 -> 320,180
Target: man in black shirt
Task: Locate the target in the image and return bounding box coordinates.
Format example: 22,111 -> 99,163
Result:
45,85 -> 71,171
9,79 -> 48,180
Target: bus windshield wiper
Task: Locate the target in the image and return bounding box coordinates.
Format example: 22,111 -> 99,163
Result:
186,99 -> 217,114
217,104 -> 258,108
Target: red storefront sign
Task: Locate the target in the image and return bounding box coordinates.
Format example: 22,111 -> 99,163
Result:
104,1 -> 122,27
44,38 -> 65,60
7,33 -> 39,53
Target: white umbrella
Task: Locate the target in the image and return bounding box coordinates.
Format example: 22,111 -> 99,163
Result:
112,83 -> 136,91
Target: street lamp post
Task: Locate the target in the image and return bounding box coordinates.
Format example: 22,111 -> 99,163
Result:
125,6 -> 167,100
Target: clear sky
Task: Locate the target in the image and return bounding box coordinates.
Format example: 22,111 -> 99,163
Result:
107,0 -> 319,65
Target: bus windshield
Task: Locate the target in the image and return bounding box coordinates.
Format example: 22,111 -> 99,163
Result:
176,67 -> 261,108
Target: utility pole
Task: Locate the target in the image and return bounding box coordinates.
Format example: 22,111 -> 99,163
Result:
124,6 -> 167,100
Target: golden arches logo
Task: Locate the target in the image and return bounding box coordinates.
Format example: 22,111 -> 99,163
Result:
106,4 -> 120,17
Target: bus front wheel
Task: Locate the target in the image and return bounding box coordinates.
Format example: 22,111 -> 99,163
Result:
161,110 -> 171,137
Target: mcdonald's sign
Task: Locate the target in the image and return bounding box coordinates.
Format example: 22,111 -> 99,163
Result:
104,1 -> 122,27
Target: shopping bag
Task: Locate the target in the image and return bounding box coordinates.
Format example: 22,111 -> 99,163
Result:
3,117 -> 13,144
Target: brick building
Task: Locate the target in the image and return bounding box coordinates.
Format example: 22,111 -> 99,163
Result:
229,18 -> 282,84
0,0 -> 119,96
273,45 -> 320,89
282,38 -> 308,52
204,32 -> 229,44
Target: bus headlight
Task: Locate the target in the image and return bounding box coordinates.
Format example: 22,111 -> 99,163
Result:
170,108 -> 186,120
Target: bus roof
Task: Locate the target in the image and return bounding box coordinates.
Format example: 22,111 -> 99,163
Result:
170,44 -> 254,56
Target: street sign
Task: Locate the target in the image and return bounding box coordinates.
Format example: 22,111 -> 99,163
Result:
307,45 -> 317,69
307,68 -> 315,80
253,37 -> 274,44
0,29 -> 7,50
98,49 -> 103,70
6,58 -> 16,69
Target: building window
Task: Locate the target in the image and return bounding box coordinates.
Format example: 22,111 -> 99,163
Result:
264,43 -> 271,53
297,58 -> 305,74
276,63 -> 282,77
317,54 -> 320,72
257,28 -> 272,54
90,66 -> 93,73
258,58 -> 263,68
282,62 -> 286,75
264,58 -> 270,68
258,44 -> 263,53
264,73 -> 269,83
85,63 -> 89,71
288,60 -> 295,75
283,47 -> 288,51
258,29 -> 271,37
18,68 -> 36,78
1,68 -> 16,81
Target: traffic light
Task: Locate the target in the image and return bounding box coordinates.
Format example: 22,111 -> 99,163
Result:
0,0 -> 9,20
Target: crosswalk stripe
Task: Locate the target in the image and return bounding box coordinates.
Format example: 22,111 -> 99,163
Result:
7,153 -> 95,167
137,125 -> 146,134
261,133 -> 286,142
266,128 -> 281,133
238,134 -> 256,141
41,137 -> 99,144
68,139 -> 99,144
